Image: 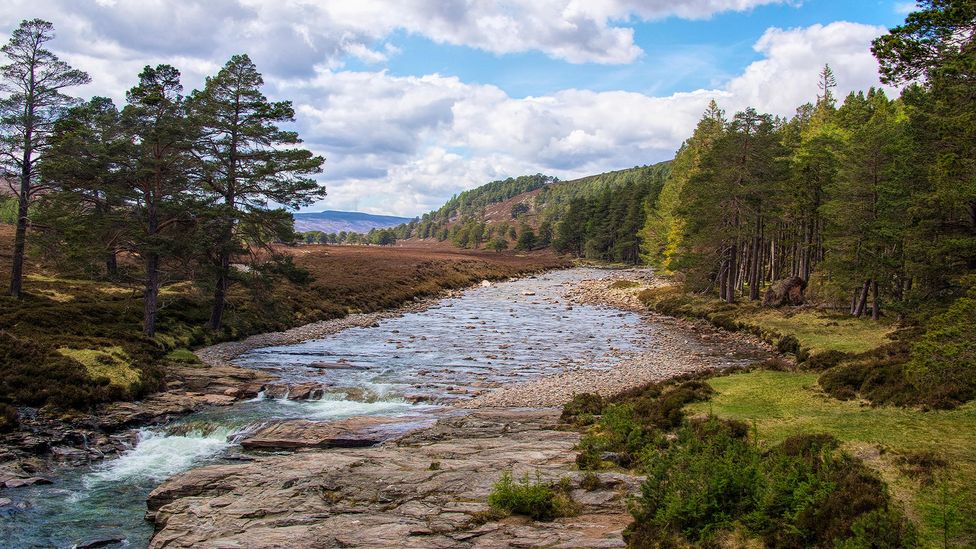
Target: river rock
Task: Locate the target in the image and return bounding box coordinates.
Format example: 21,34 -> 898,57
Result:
763,276 -> 807,307
147,409 -> 636,549
3,476 -> 53,489
239,417 -> 401,450
307,361 -> 369,371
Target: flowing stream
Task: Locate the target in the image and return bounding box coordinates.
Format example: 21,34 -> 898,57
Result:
0,269 -> 748,548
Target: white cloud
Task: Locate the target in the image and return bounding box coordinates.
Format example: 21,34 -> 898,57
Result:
0,2 -> 893,216
725,22 -> 897,115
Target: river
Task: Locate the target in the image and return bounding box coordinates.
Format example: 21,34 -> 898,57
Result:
0,268 -> 747,548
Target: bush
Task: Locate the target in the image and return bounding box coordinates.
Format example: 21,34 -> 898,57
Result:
488,471 -> 577,521
561,392 -> 604,423
906,293 -> 976,408
777,334 -> 801,355
164,348 -> 202,364
0,403 -> 17,432
805,349 -> 849,370
627,421 -> 916,547
819,343 -> 921,407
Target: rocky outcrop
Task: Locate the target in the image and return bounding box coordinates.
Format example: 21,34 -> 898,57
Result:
763,276 -> 807,307
147,409 -> 637,548
240,417 -> 411,450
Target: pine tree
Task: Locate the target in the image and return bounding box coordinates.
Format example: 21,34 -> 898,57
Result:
0,19 -> 90,297
641,100 -> 724,271
120,65 -> 200,337
37,97 -> 128,276
190,54 -> 325,330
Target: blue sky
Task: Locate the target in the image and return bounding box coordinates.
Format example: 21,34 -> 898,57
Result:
0,0 -> 915,216
371,1 -> 907,99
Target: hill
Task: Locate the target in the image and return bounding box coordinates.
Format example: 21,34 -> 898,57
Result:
293,210 -> 412,234
388,162 -> 672,262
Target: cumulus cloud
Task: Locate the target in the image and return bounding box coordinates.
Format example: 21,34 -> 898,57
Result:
0,2 -> 894,216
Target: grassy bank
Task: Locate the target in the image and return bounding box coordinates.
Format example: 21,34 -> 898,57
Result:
573,277 -> 975,546
0,226 -> 566,422
687,370 -> 976,546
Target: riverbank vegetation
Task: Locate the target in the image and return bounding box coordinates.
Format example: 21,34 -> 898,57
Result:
563,366 -> 975,546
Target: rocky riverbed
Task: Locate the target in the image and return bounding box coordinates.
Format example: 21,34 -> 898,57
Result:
2,268 -> 773,548
147,409 -> 636,549
142,270 -> 771,548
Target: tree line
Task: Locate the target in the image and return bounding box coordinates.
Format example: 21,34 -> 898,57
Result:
641,1 -> 975,322
0,19 -> 325,336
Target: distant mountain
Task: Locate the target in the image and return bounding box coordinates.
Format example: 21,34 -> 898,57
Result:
293,210 -> 412,234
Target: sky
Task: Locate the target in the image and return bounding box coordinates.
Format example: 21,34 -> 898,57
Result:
0,0 -> 915,217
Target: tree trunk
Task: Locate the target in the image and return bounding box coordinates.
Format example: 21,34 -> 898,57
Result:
209,243 -> 231,331
726,243 -> 737,304
209,190 -> 237,331
8,179 -> 29,298
853,279 -> 870,318
143,252 -> 159,337
719,259 -> 729,301
871,279 -> 880,321
105,252 -> 118,278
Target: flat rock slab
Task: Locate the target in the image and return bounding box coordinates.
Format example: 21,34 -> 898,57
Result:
240,417 -> 405,450
147,408 -> 638,549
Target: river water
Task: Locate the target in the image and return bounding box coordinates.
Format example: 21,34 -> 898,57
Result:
0,269 -> 744,548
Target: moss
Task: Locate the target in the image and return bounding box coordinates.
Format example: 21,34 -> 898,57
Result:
163,348 -> 202,364
609,280 -> 640,289
57,346 -> 141,390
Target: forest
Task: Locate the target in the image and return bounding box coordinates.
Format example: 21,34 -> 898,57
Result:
633,2 -> 976,407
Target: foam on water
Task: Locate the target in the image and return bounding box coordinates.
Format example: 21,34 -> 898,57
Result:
88,426 -> 245,484
299,395 -> 417,420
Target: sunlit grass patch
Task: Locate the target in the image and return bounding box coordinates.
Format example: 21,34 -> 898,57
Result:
35,288 -> 74,302
686,370 -> 976,546
57,346 -> 141,389
740,309 -> 894,355
163,348 -> 202,365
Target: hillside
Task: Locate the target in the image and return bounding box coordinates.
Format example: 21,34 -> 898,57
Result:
390,162 -> 672,261
293,210 -> 412,234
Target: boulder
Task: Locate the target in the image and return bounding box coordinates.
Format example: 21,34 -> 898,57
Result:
240,417 -> 400,450
3,476 -> 53,489
763,277 -> 807,307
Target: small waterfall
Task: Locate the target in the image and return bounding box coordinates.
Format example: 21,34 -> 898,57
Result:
88,423 -> 258,484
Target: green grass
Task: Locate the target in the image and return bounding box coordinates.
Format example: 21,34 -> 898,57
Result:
637,285 -> 894,357
163,348 -> 202,364
740,308 -> 895,355
686,370 -> 976,547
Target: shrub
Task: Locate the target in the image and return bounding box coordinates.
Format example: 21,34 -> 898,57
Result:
488,471 -> 577,521
627,422 -> 916,548
906,293 -> 976,408
561,392 -> 604,423
777,334 -> 801,355
819,343 -> 921,407
0,403 -> 17,432
805,349 -> 849,370
629,417 -> 762,545
164,348 -> 202,364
